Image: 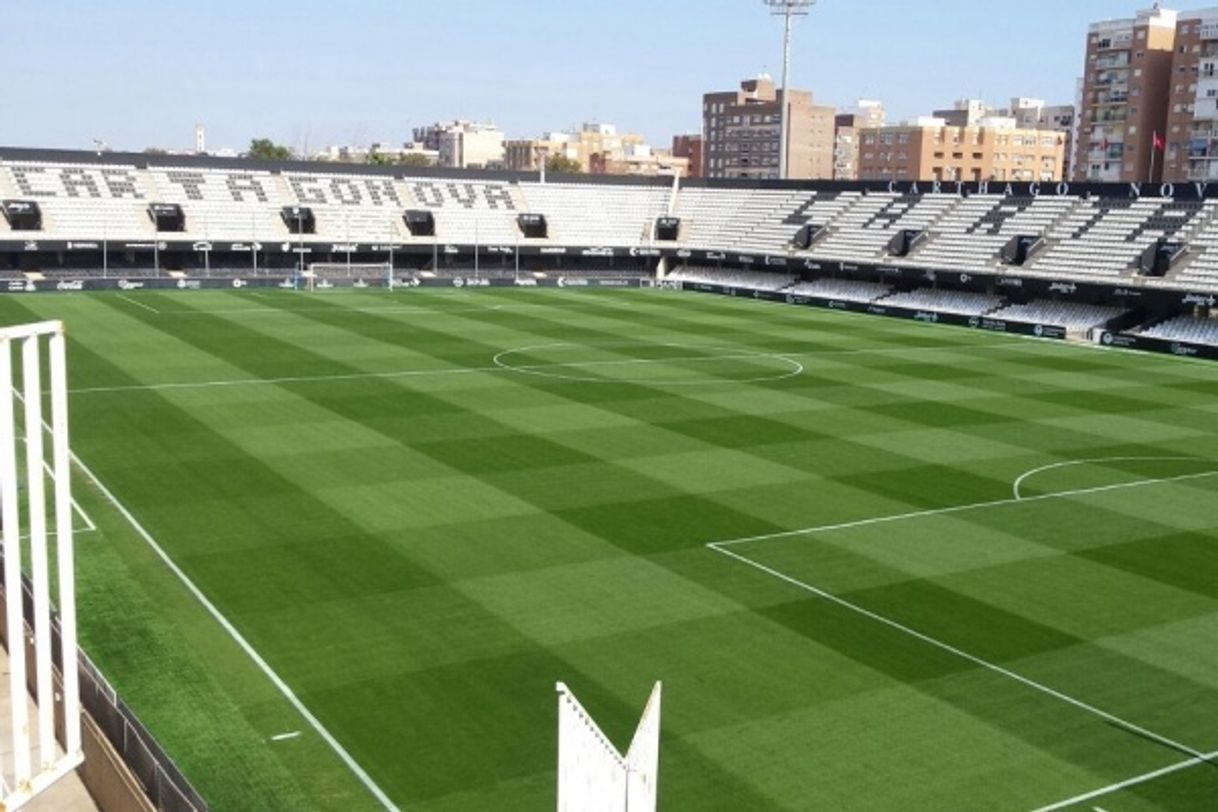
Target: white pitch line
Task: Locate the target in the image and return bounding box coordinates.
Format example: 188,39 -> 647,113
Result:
709,542 -> 1214,764
710,468 -> 1218,549
67,341 -> 1023,396
19,527 -> 95,543
1012,456 -> 1203,501
269,731 -> 302,742
69,364 -> 495,395
115,294 -> 160,314
64,445 -> 399,809
1028,750 -> 1218,811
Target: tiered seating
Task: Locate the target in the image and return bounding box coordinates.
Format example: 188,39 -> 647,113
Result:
1138,315 -> 1218,346
787,278 -> 892,302
781,190 -> 862,233
147,167 -> 287,241
2,161 -> 157,240
520,182 -> 669,246
807,193 -> 957,261
673,187 -> 810,251
278,172 -> 408,243
1166,201 -> 1218,289
1028,198 -> 1203,280
906,196 -> 1076,271
878,287 -> 1003,316
667,267 -> 795,291
397,176 -> 523,246
988,300 -> 1127,330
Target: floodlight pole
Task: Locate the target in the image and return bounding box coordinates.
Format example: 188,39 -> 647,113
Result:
765,0 -> 815,180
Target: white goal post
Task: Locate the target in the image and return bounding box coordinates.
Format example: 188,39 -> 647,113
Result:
557,681 -> 661,812
0,320 -> 83,809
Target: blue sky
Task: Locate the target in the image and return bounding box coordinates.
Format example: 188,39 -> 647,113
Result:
3,0 -> 1216,153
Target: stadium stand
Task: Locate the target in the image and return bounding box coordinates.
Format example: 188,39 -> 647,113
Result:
666,267 -> 795,291
902,195 -> 1076,271
3,147 -> 1218,361
1137,315 -> 1218,346
1026,197 -> 1204,280
522,182 -> 669,247
786,278 -> 893,302
876,287 -> 1004,316
804,193 -> 958,262
673,187 -> 812,251
988,300 -> 1129,330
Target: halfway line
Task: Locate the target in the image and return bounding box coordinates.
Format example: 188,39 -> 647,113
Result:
69,341 -> 1024,396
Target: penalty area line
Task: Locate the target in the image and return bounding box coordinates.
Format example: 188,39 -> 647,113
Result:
1027,749 -> 1218,811
708,542 -> 1214,767
710,468 -> 1218,549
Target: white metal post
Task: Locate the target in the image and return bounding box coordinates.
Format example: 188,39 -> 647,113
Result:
0,341 -> 30,788
21,338 -> 54,771
0,322 -> 84,810
48,330 -> 80,761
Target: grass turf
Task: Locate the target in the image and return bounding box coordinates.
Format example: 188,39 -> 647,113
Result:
1,286 -> 1217,810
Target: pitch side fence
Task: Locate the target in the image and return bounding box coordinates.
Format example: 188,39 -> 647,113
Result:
0,567 -> 209,812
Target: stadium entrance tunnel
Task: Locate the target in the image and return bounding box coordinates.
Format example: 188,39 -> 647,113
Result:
492,341 -> 804,385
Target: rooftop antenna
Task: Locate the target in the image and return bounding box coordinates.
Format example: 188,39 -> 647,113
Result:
763,0 -> 817,180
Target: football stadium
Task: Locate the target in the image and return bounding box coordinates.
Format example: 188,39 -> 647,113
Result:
3,3 -> 1218,812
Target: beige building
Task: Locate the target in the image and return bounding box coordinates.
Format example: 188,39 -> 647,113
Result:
1075,6 -> 1177,182
504,123 -> 650,173
834,100 -> 885,180
702,75 -> 836,180
412,121 -> 505,169
858,118 -> 1066,183
933,99 -> 994,127
593,146 -> 690,177
1164,7 -> 1218,181
1008,98 -> 1076,179
504,137 -> 577,172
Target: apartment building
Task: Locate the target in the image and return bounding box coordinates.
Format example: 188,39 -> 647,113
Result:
1074,6 -> 1177,182
702,75 -> 836,180
857,117 -> 1066,183
834,100 -> 885,180
412,121 -> 505,169
1164,7 -> 1218,180
672,134 -> 704,178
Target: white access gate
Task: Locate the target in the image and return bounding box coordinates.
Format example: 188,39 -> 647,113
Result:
557,681 -> 661,812
0,320 -> 83,809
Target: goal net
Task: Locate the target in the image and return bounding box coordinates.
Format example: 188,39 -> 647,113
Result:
307,263 -> 392,280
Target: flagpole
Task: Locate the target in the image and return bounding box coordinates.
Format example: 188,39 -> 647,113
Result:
1149,131 -> 1160,184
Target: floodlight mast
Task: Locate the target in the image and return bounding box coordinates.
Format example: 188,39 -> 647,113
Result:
764,0 -> 816,180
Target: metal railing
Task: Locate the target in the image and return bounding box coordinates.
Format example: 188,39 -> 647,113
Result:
0,567 -> 209,812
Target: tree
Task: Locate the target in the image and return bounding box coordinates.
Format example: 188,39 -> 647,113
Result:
247,138 -> 295,161
546,154 -> 583,174
399,153 -> 434,168
366,152 -> 395,166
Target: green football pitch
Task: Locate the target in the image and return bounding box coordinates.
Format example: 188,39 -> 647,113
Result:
2,286 -> 1218,811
